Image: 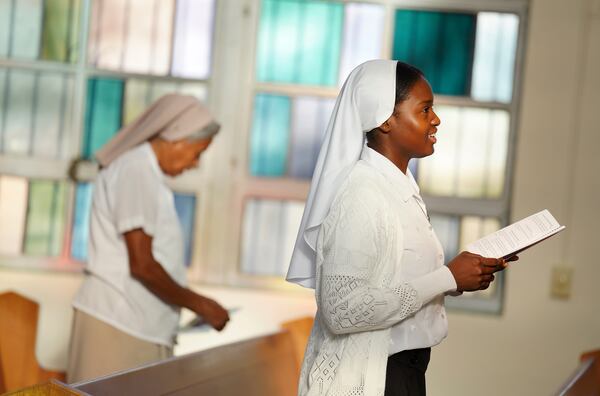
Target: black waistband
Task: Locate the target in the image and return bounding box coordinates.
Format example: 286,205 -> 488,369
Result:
387,348 -> 431,373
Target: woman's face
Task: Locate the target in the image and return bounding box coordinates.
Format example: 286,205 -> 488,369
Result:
159,138 -> 212,176
382,77 -> 440,161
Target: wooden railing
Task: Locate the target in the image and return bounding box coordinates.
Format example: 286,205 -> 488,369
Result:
71,331 -> 299,396
555,350 -> 600,396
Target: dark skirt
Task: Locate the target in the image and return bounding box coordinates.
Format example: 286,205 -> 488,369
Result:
384,348 -> 431,396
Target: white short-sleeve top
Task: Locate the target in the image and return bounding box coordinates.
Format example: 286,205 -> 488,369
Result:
73,143 -> 186,346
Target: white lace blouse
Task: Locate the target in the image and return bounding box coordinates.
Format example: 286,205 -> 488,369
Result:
298,146 -> 457,396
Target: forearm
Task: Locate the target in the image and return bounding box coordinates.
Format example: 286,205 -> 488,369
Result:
131,257 -> 200,311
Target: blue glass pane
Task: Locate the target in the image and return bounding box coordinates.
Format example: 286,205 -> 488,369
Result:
256,0 -> 343,86
471,12 -> 519,103
289,97 -> 334,179
430,213 -> 460,262
250,94 -> 291,177
393,10 -> 476,96
71,183 -> 93,261
83,77 -> 123,160
174,193 -> 196,267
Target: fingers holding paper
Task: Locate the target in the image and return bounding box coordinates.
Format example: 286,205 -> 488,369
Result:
448,252 -> 512,292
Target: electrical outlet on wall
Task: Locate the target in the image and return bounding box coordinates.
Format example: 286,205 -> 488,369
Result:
551,266 -> 573,299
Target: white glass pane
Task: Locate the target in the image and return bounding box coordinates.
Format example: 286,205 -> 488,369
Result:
87,0 -> 126,70
459,215 -> 501,298
0,1 -> 11,57
241,199 -> 280,276
460,216 -> 483,252
123,79 -> 178,125
289,97 -> 334,179
123,79 -> 207,125
279,201 -> 305,275
122,0 -> 174,75
486,111 -> 509,198
171,0 -> 215,79
0,175 -> 28,255
419,106 -> 509,199
471,13 -> 519,103
338,3 -> 385,86
11,0 -> 43,59
418,105 -> 460,196
32,73 -> 74,159
241,199 -> 304,276
456,108 -> 489,197
176,82 -> 208,102
3,70 -> 35,155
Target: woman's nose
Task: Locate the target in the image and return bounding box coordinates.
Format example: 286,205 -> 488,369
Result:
431,112 -> 441,126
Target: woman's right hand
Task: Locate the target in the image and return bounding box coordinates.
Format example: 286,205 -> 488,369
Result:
447,251 -> 510,292
192,295 -> 230,331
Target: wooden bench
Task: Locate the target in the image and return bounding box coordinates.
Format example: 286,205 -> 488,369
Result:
4,316 -> 314,395
0,292 -> 66,393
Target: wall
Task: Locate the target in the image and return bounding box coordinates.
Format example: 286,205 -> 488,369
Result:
1,0 -> 599,394
428,0 -> 600,394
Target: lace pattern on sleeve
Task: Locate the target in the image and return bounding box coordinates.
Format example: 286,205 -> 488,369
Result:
321,274 -> 421,333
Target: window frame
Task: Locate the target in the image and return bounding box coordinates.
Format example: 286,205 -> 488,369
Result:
0,0 -> 217,272
214,0 -> 529,313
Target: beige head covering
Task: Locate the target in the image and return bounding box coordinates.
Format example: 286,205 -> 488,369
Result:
96,94 -> 219,167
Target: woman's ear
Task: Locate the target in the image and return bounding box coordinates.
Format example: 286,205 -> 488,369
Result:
378,119 -> 392,133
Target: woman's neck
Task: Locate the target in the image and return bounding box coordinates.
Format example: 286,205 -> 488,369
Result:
366,141 -> 409,174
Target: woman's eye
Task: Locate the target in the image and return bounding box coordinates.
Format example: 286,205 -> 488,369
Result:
423,107 -> 430,113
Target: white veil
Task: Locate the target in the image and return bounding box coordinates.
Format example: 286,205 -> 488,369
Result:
286,60 -> 398,288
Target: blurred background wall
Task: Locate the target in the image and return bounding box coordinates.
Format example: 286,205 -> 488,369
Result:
0,0 -> 598,395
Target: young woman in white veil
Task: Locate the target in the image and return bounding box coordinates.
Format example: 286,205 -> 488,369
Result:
287,60 -> 516,396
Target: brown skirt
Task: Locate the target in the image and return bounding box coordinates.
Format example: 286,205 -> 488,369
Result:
66,309 -> 172,384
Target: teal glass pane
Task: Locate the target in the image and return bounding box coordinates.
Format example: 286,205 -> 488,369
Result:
256,0 -> 343,86
83,77 -> 124,160
24,180 -> 66,256
41,0 -> 81,63
471,12 -> 519,103
174,193 -> 196,267
71,182 -> 93,261
250,94 -> 291,177
393,10 -> 476,96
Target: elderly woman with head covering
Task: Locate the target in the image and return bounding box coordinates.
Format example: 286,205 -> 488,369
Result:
287,61 -> 517,396
67,94 -> 229,383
